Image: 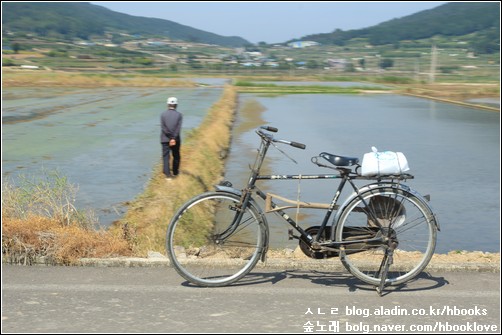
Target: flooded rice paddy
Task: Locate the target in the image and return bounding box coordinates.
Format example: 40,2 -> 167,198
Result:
2,86 -> 224,225
2,82 -> 499,253
225,93 -> 500,254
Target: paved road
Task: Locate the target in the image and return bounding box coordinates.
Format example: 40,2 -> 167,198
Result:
2,264 -> 500,333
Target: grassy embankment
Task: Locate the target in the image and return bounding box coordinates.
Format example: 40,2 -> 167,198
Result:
397,83 -> 500,111
109,85 -> 238,256
233,80 -> 391,94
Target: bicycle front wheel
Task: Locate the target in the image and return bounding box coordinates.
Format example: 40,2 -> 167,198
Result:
335,186 -> 437,286
166,191 -> 266,287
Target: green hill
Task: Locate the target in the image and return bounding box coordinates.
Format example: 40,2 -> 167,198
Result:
2,2 -> 250,47
300,2 -> 500,54
3,2 -> 499,53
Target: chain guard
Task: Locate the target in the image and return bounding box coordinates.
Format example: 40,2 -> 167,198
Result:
299,226 -> 338,259
299,226 -> 393,259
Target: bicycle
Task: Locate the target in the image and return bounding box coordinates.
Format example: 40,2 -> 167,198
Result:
166,126 -> 439,295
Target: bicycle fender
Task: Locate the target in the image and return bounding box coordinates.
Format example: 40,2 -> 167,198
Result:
405,186 -> 440,231
213,185 -> 271,260
332,183 -> 439,234
386,183 -> 440,231
214,184 -> 242,196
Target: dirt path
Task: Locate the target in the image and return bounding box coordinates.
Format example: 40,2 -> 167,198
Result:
267,247 -> 499,265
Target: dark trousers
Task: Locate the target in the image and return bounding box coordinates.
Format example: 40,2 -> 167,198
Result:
162,139 -> 181,177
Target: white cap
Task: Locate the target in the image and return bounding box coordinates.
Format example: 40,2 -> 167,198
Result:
167,97 -> 178,105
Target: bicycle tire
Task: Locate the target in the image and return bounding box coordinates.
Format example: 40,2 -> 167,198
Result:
334,185 -> 437,286
166,191 -> 266,287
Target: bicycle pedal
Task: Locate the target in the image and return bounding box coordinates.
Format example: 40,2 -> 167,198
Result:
288,229 -> 300,240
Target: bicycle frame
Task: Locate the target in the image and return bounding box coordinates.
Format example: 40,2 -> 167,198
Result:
218,128 -> 414,253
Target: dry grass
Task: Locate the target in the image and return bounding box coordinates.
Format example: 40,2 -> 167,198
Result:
2,71 -> 197,88
2,171 -> 97,229
111,85 -> 238,256
2,215 -> 133,265
2,171 -> 133,264
400,83 -> 500,99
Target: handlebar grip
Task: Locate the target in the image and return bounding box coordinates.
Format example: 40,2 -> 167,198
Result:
290,141 -> 306,150
260,126 -> 278,133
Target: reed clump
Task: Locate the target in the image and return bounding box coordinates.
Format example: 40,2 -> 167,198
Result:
2,171 -> 97,229
111,85 -> 238,255
2,171 -> 133,265
2,215 -> 133,265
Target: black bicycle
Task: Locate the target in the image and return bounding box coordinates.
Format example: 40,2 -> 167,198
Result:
166,126 -> 439,294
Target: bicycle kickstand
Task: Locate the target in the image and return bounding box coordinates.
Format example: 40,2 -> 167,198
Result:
375,241 -> 397,296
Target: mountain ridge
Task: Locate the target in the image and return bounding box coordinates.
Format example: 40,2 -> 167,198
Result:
2,2 -> 500,53
2,2 -> 250,47
298,2 -> 499,53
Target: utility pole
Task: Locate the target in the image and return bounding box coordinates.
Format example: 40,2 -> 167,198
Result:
414,58 -> 420,82
429,44 -> 437,84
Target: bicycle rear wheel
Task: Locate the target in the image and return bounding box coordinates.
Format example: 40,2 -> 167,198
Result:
334,185 -> 437,286
166,191 -> 266,287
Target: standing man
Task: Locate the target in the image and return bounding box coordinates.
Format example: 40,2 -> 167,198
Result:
160,97 -> 183,180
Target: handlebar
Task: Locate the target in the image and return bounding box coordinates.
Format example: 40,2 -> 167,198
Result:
260,125 -> 278,133
257,126 -> 306,150
289,141 -> 307,150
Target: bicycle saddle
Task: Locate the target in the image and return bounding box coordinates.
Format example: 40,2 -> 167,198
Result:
319,152 -> 359,167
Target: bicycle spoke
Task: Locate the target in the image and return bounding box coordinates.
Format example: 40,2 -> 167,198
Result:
336,187 -> 437,286
166,192 -> 265,286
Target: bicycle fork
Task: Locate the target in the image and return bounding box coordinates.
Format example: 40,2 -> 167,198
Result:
216,137 -> 271,242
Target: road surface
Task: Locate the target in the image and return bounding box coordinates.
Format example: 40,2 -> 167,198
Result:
2,264 -> 500,333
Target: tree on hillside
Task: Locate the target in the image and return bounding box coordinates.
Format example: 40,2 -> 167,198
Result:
380,58 -> 394,69
12,43 -> 21,54
306,60 -> 319,69
470,28 -> 500,54
359,58 -> 366,69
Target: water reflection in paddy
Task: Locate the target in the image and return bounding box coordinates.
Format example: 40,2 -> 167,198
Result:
225,93 -> 500,253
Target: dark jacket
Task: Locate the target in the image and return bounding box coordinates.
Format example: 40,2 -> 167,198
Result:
160,108 -> 182,143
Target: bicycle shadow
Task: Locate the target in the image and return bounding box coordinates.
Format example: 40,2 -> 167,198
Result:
260,270 -> 448,296
182,269 -> 449,295
343,272 -> 450,296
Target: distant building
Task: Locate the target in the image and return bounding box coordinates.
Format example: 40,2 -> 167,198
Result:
326,58 -> 348,70
287,41 -> 320,48
75,41 -> 95,46
245,51 -> 263,57
147,41 -> 167,47
264,61 -> 279,67
242,62 -> 261,67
